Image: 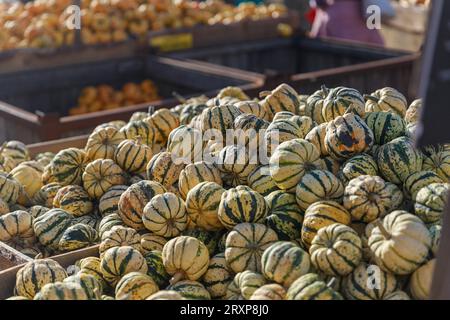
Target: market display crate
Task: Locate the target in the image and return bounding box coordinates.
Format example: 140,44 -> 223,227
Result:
0,245 -> 99,300
0,56 -> 263,144
0,12 -> 299,75
147,12 -> 299,53
167,37 -> 420,99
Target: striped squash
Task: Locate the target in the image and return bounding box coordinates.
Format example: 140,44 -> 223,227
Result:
146,290 -> 184,300
142,192 -> 188,237
33,208 -> 73,250
144,108 -> 180,145
143,250 -> 170,287
162,236 -> 210,282
225,270 -> 266,300
410,259 -> 435,300
259,84 -> 300,120
217,86 -> 249,101
247,165 -> 280,196
286,273 -> 343,300
325,113 -> 374,161
73,214 -> 100,230
115,272 -> 159,300
269,138 -> 324,192
114,138 -> 153,174
94,120 -> 126,132
98,185 -> 128,216
167,125 -> 203,164
234,113 -> 269,136
343,263 -> 397,300
310,223 -> 362,276
15,259 -> 68,299
364,87 -> 407,117
185,181 -> 225,232
82,159 -> 126,199
305,122 -> 329,156
35,152 -> 55,167
202,253 -> 234,299
119,120 -> 156,146
216,145 -> 259,187
1,140 -> 29,163
118,180 -> 166,230
0,210 -> 35,247
85,126 -> 125,160
429,224 -> 441,256
414,183 -> 449,224
225,223 -> 278,273
179,99 -> 209,125
130,112 -> 148,122
265,190 -> 303,240
63,273 -> 102,300
377,136 -> 424,184
178,162 -> 222,200
200,104 -> 242,136
422,147 -> 450,181
168,280 -> 211,300
404,171 -> 444,200
100,246 -> 148,286
343,175 -> 403,222
265,115 -> 315,149
301,201 -> 351,248
218,185 -> 268,229
250,284 -> 286,300
368,211 -> 431,275
0,170 -> 22,204
322,156 -> 341,176
235,100 -> 270,121
405,98 -> 421,124
337,153 -> 379,185
42,148 -> 88,186
10,163 -> 43,205
99,225 -> 142,257
0,154 -> 17,173
182,228 -> 221,256
77,257 -> 108,292
0,197 -> 9,215
33,182 -> 62,208
384,291 -> 411,300
98,213 -> 125,239
34,282 -> 88,300
322,87 -> 365,122
295,170 -> 344,211
364,111 -> 406,145
140,233 -> 167,253
262,241 -> 311,287
305,86 -> 329,124
59,223 -> 98,251
53,185 -> 93,217
146,151 -> 185,191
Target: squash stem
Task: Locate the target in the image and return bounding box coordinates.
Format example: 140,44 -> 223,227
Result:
374,219 -> 391,240
259,91 -> 271,98
327,277 -> 337,289
169,271 -> 185,285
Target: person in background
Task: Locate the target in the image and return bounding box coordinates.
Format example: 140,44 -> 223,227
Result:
283,0 -> 313,34
310,0 -> 385,46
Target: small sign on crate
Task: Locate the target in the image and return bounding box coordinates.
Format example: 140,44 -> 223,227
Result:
149,33 -> 194,53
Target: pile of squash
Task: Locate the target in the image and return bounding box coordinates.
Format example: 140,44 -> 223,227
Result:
0,0 -> 287,51
1,82 -> 449,300
69,79 -> 160,115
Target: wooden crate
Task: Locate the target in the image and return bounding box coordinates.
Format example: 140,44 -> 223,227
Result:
147,13 -> 300,53
167,37 -> 419,99
0,245 -> 100,300
0,56 -> 263,144
0,13 -> 299,75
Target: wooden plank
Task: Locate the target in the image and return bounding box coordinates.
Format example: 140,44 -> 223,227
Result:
27,135 -> 89,158
0,242 -> 33,271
